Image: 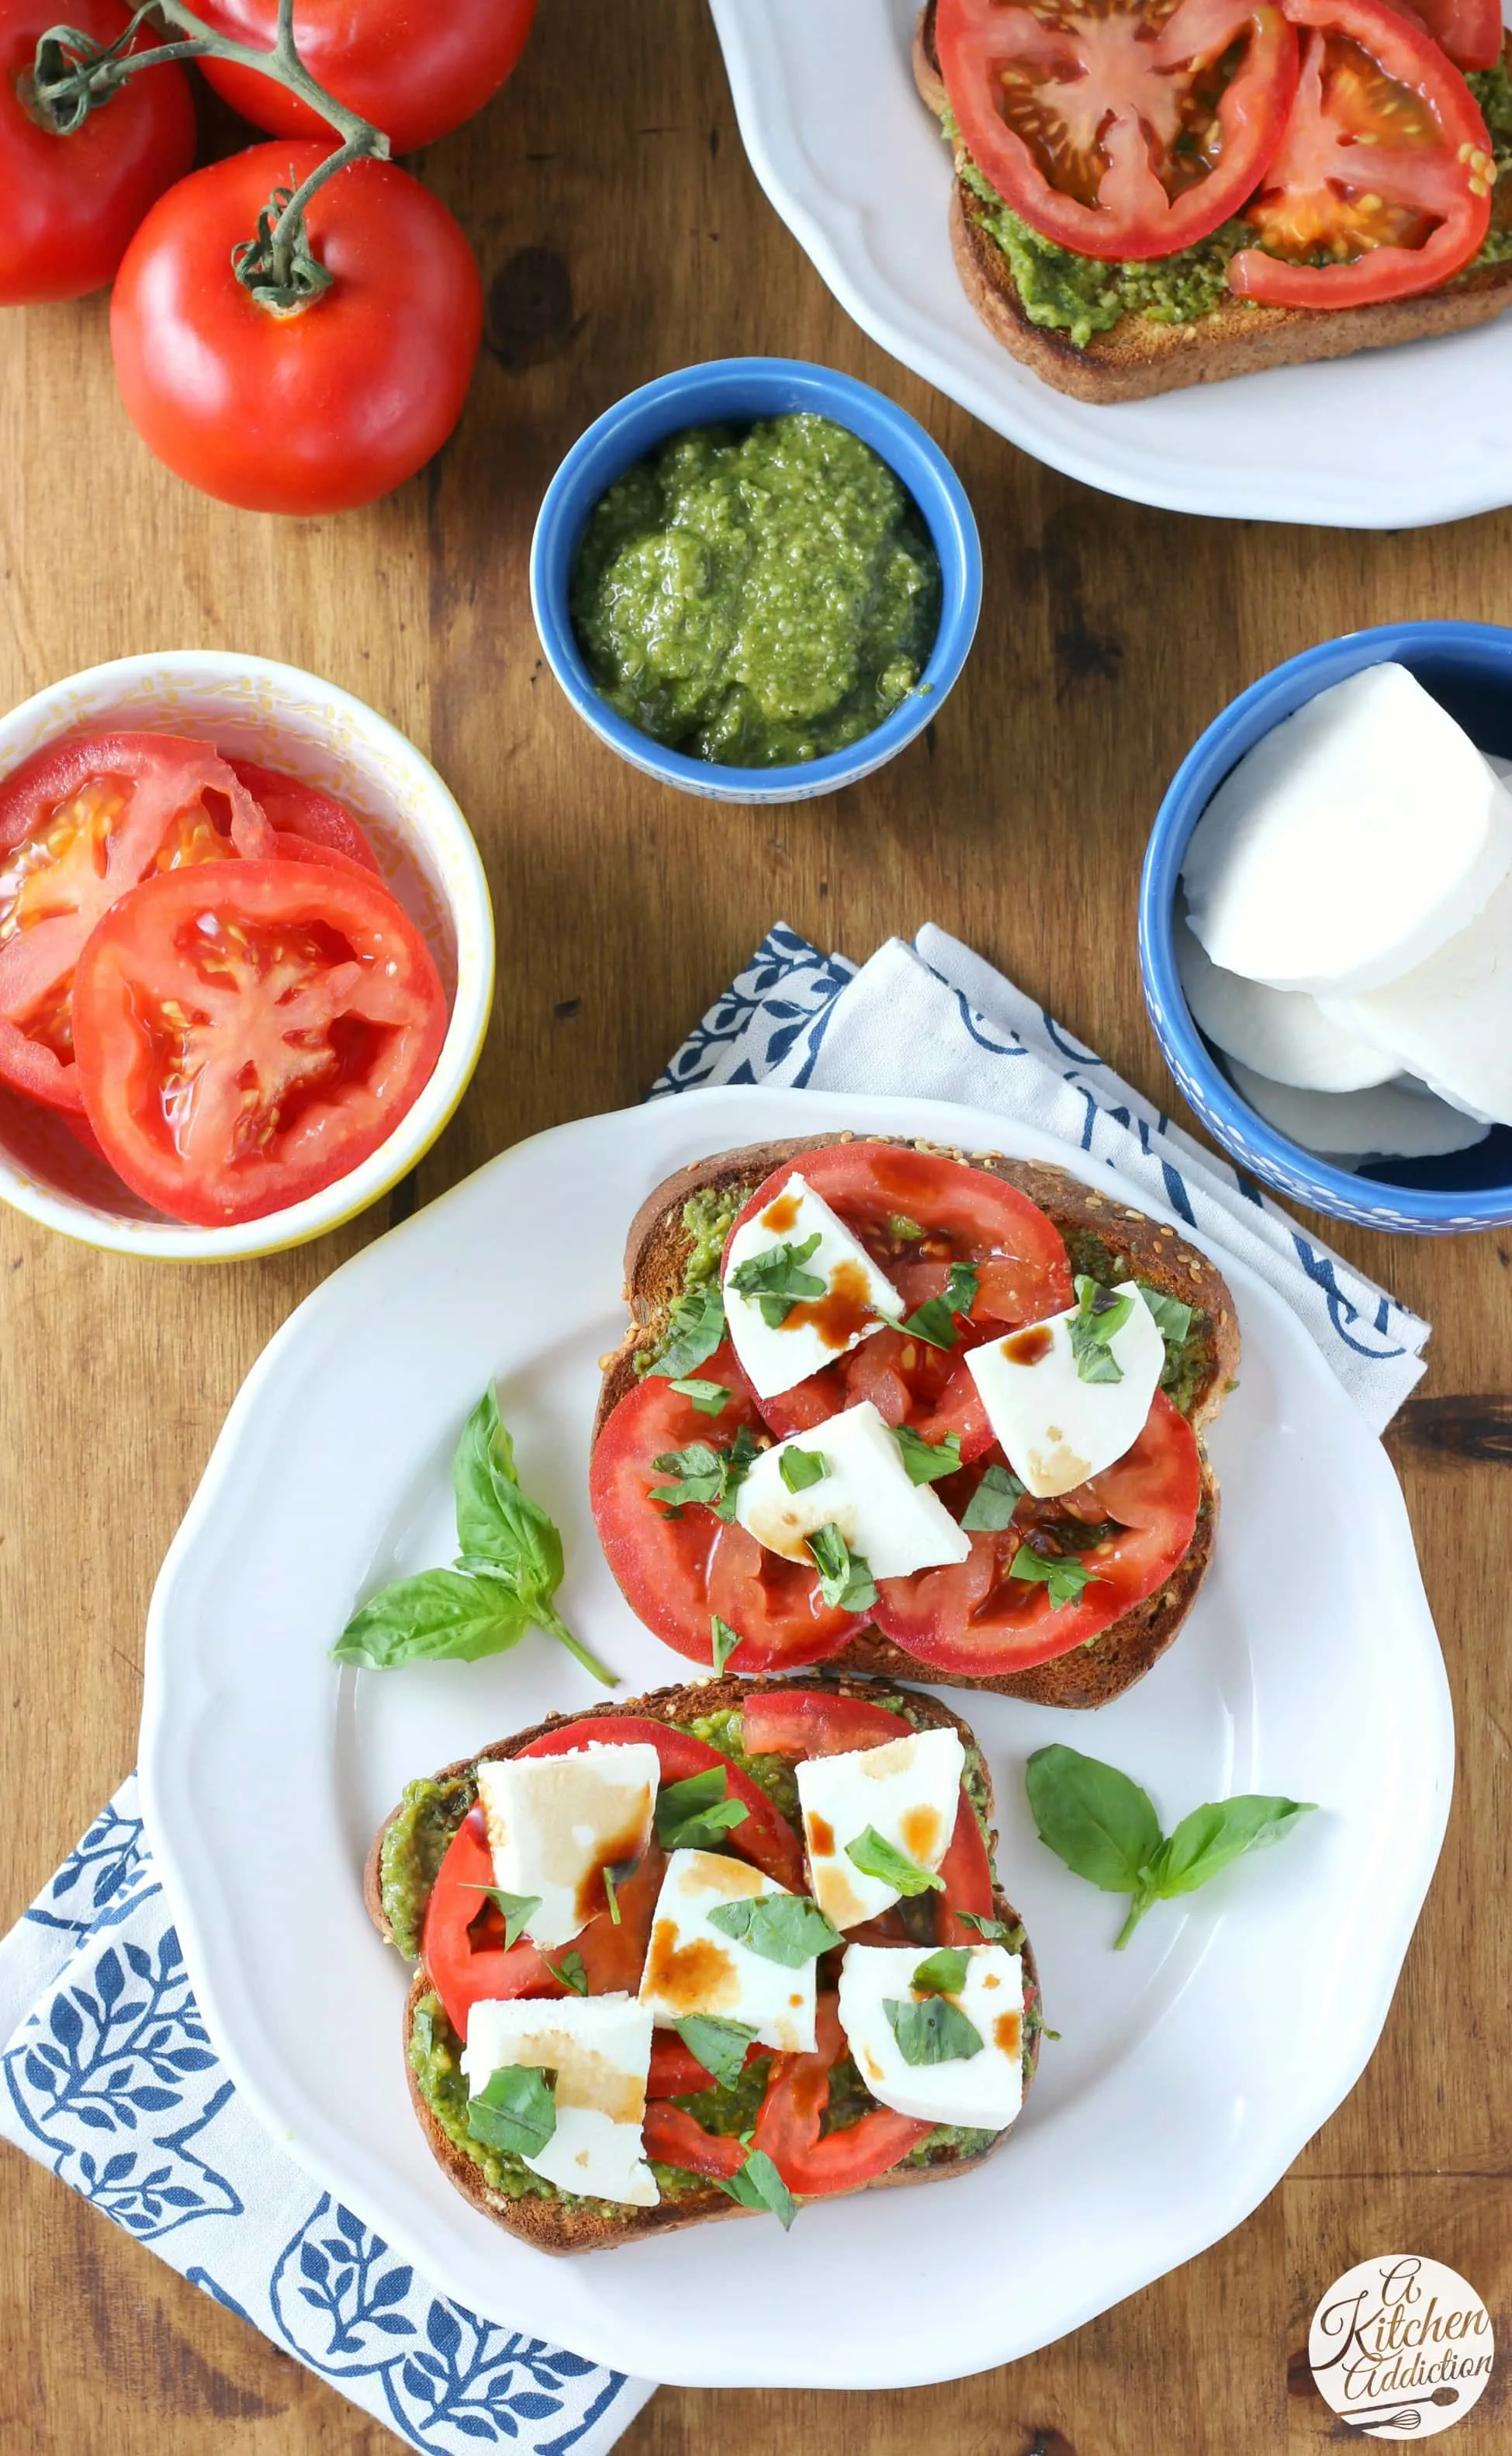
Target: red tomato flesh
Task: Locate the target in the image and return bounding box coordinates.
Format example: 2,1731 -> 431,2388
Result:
753,1996 -> 933,2196
192,0 -> 537,156
71,857 -> 446,1226
1408,0 -> 1503,69
229,760 -> 381,874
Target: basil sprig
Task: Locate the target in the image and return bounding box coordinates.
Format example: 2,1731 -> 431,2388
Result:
707,1894 -> 841,1967
806,1522 -> 877,1612
892,1424 -> 962,1486
468,2063 -> 557,2158
846,1826 -> 943,1897
716,2140 -> 796,2229
655,1766 -> 750,1852
899,1261 -> 980,1351
675,2015 -> 757,2091
1026,1743 -> 1317,1949
886,1993 -> 983,2067
649,1283 -> 728,1378
460,1886 -> 542,1951
728,1233 -> 825,1327
1009,1544 -> 1095,1608
650,1422 -> 759,1521
1067,1275 -> 1133,1384
331,1387 -> 614,1685
960,1462 -> 1024,1532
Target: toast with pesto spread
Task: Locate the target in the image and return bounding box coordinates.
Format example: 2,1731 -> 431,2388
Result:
593,1134 -> 1237,1708
366,1677 -> 1040,2254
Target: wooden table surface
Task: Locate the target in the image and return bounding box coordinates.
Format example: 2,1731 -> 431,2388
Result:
2,3 -> 1510,2448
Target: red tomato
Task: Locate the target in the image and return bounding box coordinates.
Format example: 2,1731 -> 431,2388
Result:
641,2101 -> 749,2181
936,0 -> 1299,259
71,857 -> 446,1225
647,2032 -> 763,2096
933,1793 -> 998,1945
1229,0 -> 1493,306
588,1350 -> 866,1675
518,1714 -> 805,1892
0,733 -> 274,1113
741,1687 -> 912,1759
192,0 -> 536,155
109,144 -> 483,515
1407,0 -> 1503,69
0,0 -> 195,304
873,1392 -> 1202,1676
729,1145 -> 1073,1456
229,759 -> 380,873
752,1997 -> 932,2196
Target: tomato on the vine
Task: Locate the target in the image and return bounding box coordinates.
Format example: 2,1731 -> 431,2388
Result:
109,142 -> 483,515
192,0 -> 537,156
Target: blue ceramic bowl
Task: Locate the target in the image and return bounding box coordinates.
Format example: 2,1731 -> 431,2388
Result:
1140,621 -> 1512,1237
528,358 -> 981,804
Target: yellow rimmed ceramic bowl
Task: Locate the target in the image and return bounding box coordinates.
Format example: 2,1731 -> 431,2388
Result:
0,651 -> 494,1259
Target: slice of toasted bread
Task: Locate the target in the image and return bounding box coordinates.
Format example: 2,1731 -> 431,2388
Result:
370,1677 -> 1039,2254
914,1 -> 1512,403
595,1133 -> 1234,1707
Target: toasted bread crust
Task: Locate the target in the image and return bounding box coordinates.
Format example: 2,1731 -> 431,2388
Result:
915,2 -> 1512,403
374,1677 -> 1036,2254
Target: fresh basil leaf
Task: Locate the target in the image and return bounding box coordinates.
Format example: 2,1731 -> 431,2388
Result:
960,1462 -> 1025,1533
331,1569 -> 531,1669
892,1424 -> 962,1486
460,1886 -> 541,1951
1137,1282 -> 1195,1347
650,1423 -> 759,1524
805,1522 -> 878,1613
910,1946 -> 970,1995
670,1377 -> 734,1416
541,1949 -> 587,1995
885,1994 -> 983,2066
728,1233 -> 825,1328
650,1284 -> 728,1378
655,1766 -> 751,1852
779,1445 -> 826,1493
1009,1545 -> 1093,1607
956,1910 -> 1011,1942
716,2143 -> 797,2229
845,1826 -> 944,1897
1067,1275 -> 1133,1385
1150,1795 -> 1316,1900
675,2015 -> 758,2091
900,1261 -> 980,1351
1025,1745 -> 1162,1896
707,1895 -> 841,1967
450,1386 -> 614,1685
888,1213 -> 925,1241
710,1614 -> 742,1675
468,2063 -> 557,2157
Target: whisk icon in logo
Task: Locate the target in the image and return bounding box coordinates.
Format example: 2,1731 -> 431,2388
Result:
1309,2255 -> 1494,2438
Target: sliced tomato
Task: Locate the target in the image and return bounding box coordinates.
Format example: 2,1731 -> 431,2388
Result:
752,1996 -> 932,2196
937,0 -> 1299,258
641,2101 -> 749,2180
517,1714 -> 805,1891
742,1687 -> 910,1759
1229,0 -> 1493,306
588,1351 -> 865,1675
228,759 -> 382,873
71,859 -> 446,1227
934,1793 -> 998,1945
874,1393 -> 1202,1676
1408,0 -> 1503,70
729,1144 -> 1073,1455
0,733 -> 274,1112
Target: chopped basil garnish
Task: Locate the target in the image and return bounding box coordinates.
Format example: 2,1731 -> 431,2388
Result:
655,1766 -> 750,1852
806,1522 -> 877,1612
670,1377 -> 734,1416
892,1424 -> 962,1486
649,1283 -> 728,1378
1137,1282 -> 1195,1347
1067,1275 -> 1133,1384
460,1886 -> 541,1951
899,1261 -> 980,1351
1009,1545 -> 1095,1608
675,2015 -> 758,2091
650,1422 -> 760,1522
960,1462 -> 1025,1532
956,1910 -> 1012,1942
779,1445 -> 826,1493
710,1614 -> 741,1675
707,1894 -> 841,1967
910,1946 -> 970,1995
467,2063 -> 557,2157
885,1994 -> 984,2067
716,2141 -> 797,2229
541,1949 -> 587,1995
728,1233 -> 825,1327
845,1825 -> 943,1896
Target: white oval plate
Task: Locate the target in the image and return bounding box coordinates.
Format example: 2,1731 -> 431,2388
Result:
708,0 -> 1512,529
140,1086 -> 1451,2389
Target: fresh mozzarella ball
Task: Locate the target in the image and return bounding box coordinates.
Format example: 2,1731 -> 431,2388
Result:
735,1401 -> 970,1579
797,1728 -> 964,1928
964,1282 -> 1164,1500
1226,1058 -> 1491,1157
461,1994 -> 658,2207
475,1743 -> 659,1949
837,1943 -> 1024,2129
1175,913 -> 1397,1092
638,1849 -> 817,2053
722,1173 -> 902,1399
1320,862 -> 1512,1128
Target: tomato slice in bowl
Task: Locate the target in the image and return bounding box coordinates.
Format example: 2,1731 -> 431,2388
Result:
873,1393 -> 1202,1676
727,1143 -> 1073,1454
1229,0 -> 1494,306
936,0 -> 1299,259
71,858 -> 446,1226
0,733 -> 274,1113
227,759 -> 382,873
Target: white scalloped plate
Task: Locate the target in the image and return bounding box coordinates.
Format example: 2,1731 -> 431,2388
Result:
140,1086 -> 1451,2387
708,0 -> 1512,528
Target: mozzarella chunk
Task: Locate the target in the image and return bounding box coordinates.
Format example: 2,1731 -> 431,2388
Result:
722,1172 -> 902,1399
837,1944 -> 1024,2130
638,1848 -> 817,2053
797,1728 -> 964,1929
734,1399 -> 971,1579
461,1993 -> 658,2207
1182,664 -> 1512,995
475,1743 -> 659,1950
1175,911 -> 1396,1093
964,1281 -> 1164,1500
1318,861 -> 1512,1128
1227,1058 -> 1491,1157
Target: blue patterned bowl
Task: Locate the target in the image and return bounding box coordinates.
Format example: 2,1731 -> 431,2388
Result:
1140,621 -> 1512,1236
528,357 -> 981,804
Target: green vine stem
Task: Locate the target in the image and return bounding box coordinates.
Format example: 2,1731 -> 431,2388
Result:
28,0 -> 389,313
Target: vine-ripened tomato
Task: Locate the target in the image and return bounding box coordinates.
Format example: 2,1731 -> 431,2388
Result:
0,733 -> 274,1112
936,0 -> 1299,259
588,1347 -> 868,1673
1228,0 -> 1493,307
1405,0 -> 1502,71
0,0 -> 195,304
71,857 -> 446,1225
752,1995 -> 933,2196
228,761 -> 381,874
192,0 -> 537,155
109,144 -> 483,515
728,1144 -> 1073,1458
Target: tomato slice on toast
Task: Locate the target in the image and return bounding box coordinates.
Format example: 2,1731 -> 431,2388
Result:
752,1995 -> 934,2196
